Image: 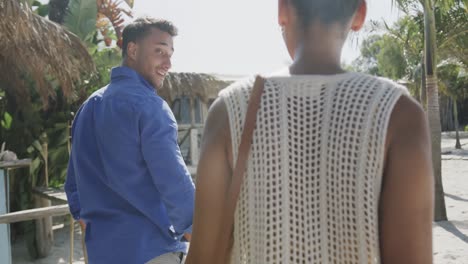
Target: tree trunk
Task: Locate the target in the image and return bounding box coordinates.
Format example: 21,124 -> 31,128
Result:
454,99 -> 462,149
420,58 -> 427,110
448,97 -> 454,131
427,75 -> 447,221
424,0 -> 447,221
440,95 -> 454,131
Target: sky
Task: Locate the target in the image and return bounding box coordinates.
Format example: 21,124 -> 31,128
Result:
133,0 -> 403,76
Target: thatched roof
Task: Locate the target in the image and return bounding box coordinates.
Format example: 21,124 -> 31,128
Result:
0,0 -> 94,106
159,73 -> 232,103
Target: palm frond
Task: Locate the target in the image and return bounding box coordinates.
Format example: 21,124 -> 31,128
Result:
124,0 -> 134,8
63,0 -> 97,41
392,0 -> 423,13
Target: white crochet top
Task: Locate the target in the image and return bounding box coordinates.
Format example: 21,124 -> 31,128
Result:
219,72 -> 408,264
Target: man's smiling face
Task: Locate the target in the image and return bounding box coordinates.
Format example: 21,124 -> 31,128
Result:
132,27 -> 174,89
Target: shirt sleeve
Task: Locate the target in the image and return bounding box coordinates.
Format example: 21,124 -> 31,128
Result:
139,99 -> 195,239
65,117 -> 82,220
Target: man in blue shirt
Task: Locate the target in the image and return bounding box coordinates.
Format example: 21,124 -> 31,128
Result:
65,18 -> 195,264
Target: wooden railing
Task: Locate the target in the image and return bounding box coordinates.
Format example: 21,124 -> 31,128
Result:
178,125 -> 203,169
0,204 -> 69,224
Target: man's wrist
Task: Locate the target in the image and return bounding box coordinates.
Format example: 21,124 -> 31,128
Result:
183,233 -> 191,242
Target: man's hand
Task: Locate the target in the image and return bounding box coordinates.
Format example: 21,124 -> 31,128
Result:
78,219 -> 86,231
183,233 -> 191,242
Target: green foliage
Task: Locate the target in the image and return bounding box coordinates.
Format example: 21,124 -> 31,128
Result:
435,3 -> 468,67
388,16 -> 424,68
465,125 -> 468,132
393,0 -> 466,13
352,35 -> 381,75
0,80 -> 76,255
437,0 -> 463,11
85,47 -> 122,92
377,35 -> 408,80
1,0 -> 124,197
438,63 -> 467,99
64,0 -> 98,41
32,1 -> 50,17
353,34 -> 408,80
47,122 -> 71,187
1,112 -> 12,130
355,1 -> 467,82
25,122 -> 71,188
3,0 -> 126,258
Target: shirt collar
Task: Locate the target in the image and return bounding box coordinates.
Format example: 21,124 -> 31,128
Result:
110,66 -> 156,93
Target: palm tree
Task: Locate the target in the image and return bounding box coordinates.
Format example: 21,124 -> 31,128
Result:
392,0 -> 452,221
423,0 -> 447,222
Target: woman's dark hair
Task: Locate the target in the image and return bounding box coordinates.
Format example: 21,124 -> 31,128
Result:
290,0 -> 363,26
122,17 -> 178,57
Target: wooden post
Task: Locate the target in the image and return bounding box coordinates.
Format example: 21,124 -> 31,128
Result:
190,97 -> 196,127
190,128 -> 200,166
202,101 -> 209,122
0,169 -> 12,264
34,142 -> 53,257
0,160 -> 31,264
44,143 -> 49,186
69,215 -> 74,264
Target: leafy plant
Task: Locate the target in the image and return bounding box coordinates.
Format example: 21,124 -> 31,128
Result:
97,0 -> 133,47
1,112 -> 13,130
63,0 -> 98,41
1,0 -> 133,257
32,0 -> 50,17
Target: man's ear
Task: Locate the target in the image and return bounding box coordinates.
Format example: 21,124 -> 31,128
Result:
278,0 -> 290,28
351,0 -> 367,32
127,41 -> 138,61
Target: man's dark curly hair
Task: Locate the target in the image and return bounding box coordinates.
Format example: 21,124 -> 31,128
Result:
122,17 -> 178,57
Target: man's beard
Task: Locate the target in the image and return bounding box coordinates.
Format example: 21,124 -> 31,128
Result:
152,78 -> 164,91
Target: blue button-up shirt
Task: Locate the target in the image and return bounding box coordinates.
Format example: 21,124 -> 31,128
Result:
65,66 -> 195,264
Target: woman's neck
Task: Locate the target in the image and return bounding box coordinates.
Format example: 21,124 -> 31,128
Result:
290,23 -> 348,75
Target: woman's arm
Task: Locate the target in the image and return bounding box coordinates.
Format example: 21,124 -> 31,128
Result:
186,98 -> 233,264
380,95 -> 434,264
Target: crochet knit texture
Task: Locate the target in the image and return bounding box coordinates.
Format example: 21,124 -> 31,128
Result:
219,73 -> 408,264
